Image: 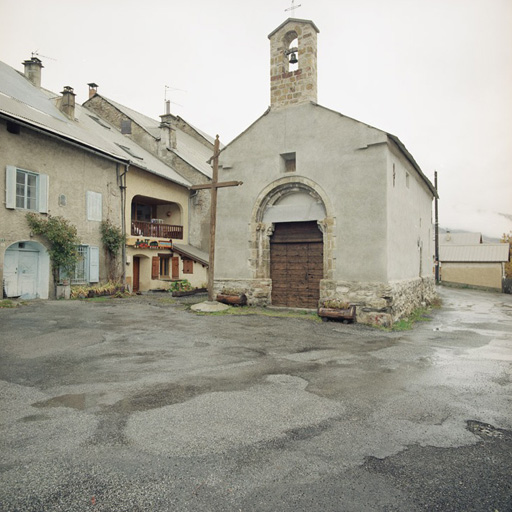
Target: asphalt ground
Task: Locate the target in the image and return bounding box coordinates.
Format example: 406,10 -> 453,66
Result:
0,286 -> 511,511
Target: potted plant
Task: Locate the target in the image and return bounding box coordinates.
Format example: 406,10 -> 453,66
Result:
216,287 -> 247,306
318,299 -> 356,323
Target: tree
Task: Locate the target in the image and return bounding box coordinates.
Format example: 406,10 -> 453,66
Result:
501,231 -> 512,278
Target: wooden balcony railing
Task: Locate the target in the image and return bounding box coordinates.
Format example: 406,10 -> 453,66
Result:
131,220 -> 183,239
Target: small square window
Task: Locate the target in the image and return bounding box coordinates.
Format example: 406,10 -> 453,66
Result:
281,152 -> 296,173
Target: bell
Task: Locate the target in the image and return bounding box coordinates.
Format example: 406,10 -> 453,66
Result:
288,52 -> 298,65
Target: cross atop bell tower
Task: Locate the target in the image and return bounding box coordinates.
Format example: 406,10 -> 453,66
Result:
268,18 -> 319,110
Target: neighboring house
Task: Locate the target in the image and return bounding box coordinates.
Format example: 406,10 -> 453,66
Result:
439,232 -> 509,291
83,91 -> 214,253
214,18 -> 437,326
1,57 -> 209,299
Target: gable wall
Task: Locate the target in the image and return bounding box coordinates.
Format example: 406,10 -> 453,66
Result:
216,103 -> 390,282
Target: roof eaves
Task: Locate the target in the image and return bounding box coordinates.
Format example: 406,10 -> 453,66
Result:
268,18 -> 320,39
0,110 -> 129,165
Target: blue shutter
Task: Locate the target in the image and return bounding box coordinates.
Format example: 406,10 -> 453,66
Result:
5,166 -> 16,209
89,246 -> 99,283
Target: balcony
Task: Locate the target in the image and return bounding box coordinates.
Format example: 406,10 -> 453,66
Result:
131,220 -> 183,239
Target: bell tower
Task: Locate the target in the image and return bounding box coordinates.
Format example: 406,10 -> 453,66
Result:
268,18 -> 319,110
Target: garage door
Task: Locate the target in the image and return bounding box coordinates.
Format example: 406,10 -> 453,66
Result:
270,221 -> 323,308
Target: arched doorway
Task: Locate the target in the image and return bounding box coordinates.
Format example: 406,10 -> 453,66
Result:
3,241 -> 50,299
251,177 -> 334,309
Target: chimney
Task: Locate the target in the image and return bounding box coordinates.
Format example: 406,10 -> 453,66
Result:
23,56 -> 44,88
87,82 -> 98,99
59,86 -> 76,118
160,102 -> 177,150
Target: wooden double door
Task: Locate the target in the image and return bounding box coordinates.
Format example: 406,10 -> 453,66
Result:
270,221 -> 323,309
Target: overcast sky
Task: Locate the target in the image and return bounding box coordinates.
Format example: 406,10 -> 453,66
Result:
1,0 -> 511,238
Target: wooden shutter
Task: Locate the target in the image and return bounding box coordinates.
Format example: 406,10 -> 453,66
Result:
172,257 -> 180,279
152,256 -> 160,279
89,246 -> 100,283
183,259 -> 193,274
5,166 -> 16,209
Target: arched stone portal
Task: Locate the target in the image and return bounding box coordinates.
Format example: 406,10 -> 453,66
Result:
250,177 -> 335,308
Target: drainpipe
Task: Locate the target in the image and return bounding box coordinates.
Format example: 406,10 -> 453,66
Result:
118,163 -> 129,285
434,171 -> 439,284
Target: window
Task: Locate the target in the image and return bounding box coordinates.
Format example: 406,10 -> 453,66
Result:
406,172 -> 410,188
281,152 -> 296,173
60,245 -> 99,284
159,256 -> 171,277
87,191 -> 102,221
121,119 -> 132,134
5,166 -> 48,213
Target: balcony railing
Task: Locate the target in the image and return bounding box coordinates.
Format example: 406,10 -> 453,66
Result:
131,220 -> 183,239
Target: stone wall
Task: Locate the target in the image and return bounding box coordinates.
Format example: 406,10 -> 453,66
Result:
321,277 -> 437,327
213,279 -> 272,307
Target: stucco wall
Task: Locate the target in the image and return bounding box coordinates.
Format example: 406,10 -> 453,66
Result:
216,102 -> 389,282
0,119 -> 121,296
386,142 -> 434,280
441,262 -> 503,290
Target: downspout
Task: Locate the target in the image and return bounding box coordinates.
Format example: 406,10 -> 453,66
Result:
434,171 -> 439,284
118,163 -> 129,285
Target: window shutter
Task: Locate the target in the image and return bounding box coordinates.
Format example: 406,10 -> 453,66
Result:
87,191 -> 102,221
5,166 -> 16,209
89,246 -> 99,283
38,173 -> 49,213
152,257 -> 160,279
183,259 -> 193,274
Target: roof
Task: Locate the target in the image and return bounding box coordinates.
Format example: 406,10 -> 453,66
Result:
173,243 -> 209,266
440,244 -> 509,263
268,18 -> 320,39
0,60 -> 191,188
93,95 -> 214,179
440,232 -> 482,245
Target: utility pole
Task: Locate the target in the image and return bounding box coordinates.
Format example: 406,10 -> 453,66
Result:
434,171 -> 440,284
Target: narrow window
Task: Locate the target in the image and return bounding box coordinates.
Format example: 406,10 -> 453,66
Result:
159,255 -> 171,277
16,169 -> 38,210
121,119 -> 132,134
392,163 -> 396,187
406,172 -> 410,188
281,152 -> 296,173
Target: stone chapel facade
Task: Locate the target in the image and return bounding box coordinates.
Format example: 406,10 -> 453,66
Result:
213,18 -> 437,326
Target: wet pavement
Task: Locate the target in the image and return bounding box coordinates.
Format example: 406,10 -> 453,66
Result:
0,286 -> 511,511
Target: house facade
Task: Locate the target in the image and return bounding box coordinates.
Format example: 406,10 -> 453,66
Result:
214,19 -> 437,325
439,232 -> 509,291
1,57 -> 209,299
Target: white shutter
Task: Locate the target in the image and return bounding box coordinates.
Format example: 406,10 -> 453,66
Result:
5,165 -> 16,209
38,173 -> 49,213
89,246 -> 99,283
86,191 -> 102,221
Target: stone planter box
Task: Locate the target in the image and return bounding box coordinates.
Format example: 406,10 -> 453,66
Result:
318,305 -> 356,323
216,293 -> 247,306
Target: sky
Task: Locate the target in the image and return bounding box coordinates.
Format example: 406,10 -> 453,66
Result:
1,0 -> 511,238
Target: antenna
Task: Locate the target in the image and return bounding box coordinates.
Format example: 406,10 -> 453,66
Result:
164,84 -> 185,109
285,0 -> 302,16
31,50 -> 57,61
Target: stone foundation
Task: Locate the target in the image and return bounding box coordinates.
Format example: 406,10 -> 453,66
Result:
320,277 -> 437,327
214,277 -> 437,327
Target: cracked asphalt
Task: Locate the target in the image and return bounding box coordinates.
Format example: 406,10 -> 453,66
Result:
0,286 -> 511,511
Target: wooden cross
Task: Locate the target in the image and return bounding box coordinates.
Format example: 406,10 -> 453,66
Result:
190,135 -> 242,301
285,0 -> 302,16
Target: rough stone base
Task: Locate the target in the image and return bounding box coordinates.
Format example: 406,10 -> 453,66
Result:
214,277 -> 437,327
321,277 -> 437,327
214,279 -> 272,307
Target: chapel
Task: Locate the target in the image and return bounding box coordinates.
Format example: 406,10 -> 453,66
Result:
213,18 -> 437,326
